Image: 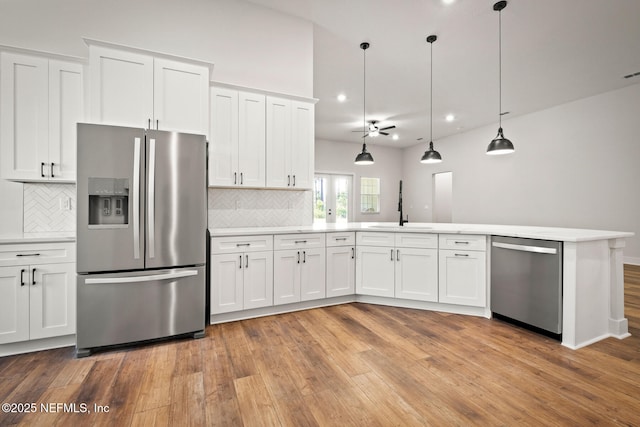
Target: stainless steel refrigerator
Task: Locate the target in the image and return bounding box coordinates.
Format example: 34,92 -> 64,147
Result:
75,123 -> 207,357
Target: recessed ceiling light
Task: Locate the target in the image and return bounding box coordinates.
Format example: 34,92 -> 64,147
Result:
337,93 -> 347,102
442,0 -> 455,4
445,114 -> 455,122
392,134 -> 399,140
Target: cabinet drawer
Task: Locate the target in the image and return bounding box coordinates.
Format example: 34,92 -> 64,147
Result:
0,242 -> 75,267
326,232 -> 355,247
356,232 -> 394,247
211,235 -> 273,254
439,234 -> 487,252
395,233 -> 438,249
274,233 -> 325,250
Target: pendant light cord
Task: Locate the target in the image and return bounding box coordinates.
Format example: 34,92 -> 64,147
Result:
363,45 -> 367,141
430,38 -> 433,144
498,8 -> 502,129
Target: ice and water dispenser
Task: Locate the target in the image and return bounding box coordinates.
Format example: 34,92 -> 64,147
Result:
88,178 -> 129,227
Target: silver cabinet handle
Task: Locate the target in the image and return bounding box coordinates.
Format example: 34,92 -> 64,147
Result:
236,243 -> 251,247
454,253 -> 469,257
335,237 -> 347,241
396,249 -> 400,261
133,137 -> 141,260
288,175 -> 291,186
492,241 -> 557,255
455,241 -> 470,245
293,175 -> 296,186
390,249 -> 394,261
240,172 -> 243,185
85,269 -> 198,284
156,119 -> 159,130
234,172 -> 237,185
148,138 -> 156,259
295,240 -> 307,244
245,254 -> 249,268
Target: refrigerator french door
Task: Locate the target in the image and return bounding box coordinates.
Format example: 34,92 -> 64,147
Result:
76,123 -> 207,357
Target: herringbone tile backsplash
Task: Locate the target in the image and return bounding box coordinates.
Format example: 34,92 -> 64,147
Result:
24,183 -> 76,233
208,188 -> 312,228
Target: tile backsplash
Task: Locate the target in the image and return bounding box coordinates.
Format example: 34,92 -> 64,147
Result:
24,183 -> 76,233
208,188 -> 312,228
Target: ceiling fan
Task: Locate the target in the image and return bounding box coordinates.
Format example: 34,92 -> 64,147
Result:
354,120 -> 396,138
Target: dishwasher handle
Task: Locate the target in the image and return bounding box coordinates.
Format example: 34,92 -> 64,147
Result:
492,241 -> 557,255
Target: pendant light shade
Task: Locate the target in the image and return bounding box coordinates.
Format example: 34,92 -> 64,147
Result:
420,35 -> 442,164
487,0 -> 515,156
355,42 -> 374,165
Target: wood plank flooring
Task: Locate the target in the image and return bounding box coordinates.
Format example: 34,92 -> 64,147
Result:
1,264 -> 640,426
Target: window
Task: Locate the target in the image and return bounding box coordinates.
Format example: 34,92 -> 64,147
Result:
360,177 -> 380,214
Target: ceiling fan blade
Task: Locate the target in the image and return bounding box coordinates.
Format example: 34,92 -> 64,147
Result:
380,131 -> 389,136
362,133 -> 369,138
379,125 -> 396,131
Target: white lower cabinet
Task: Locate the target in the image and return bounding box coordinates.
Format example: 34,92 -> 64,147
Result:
210,235 -> 274,314
274,247 -> 326,305
0,242 -> 76,346
355,245 -> 395,297
326,232 -> 356,298
394,247 -> 438,302
438,234 -> 487,307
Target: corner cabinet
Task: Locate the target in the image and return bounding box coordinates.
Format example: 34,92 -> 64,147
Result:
1,51 -> 83,182
0,242 -> 76,347
438,234 -> 487,307
209,87 -> 266,187
266,97 -> 315,189
87,40 -> 210,136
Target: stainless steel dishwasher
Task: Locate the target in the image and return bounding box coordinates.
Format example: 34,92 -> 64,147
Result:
490,236 -> 563,336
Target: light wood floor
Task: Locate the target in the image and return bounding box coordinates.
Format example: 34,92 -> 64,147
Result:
1,265 -> 640,426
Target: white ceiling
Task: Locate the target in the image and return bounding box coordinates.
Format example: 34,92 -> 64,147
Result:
247,0 -> 640,148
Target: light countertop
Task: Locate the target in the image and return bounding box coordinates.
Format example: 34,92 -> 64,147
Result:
0,232 -> 76,245
209,222 -> 634,243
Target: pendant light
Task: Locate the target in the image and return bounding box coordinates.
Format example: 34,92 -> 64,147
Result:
421,35 -> 443,164
487,0 -> 515,155
355,42 -> 374,165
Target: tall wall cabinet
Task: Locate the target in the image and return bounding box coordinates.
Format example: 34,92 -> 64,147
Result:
1,50 -> 84,182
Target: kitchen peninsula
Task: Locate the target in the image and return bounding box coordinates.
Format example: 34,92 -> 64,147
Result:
210,222 -> 633,350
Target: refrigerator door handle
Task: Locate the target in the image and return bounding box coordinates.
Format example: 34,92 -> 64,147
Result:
85,269 -> 198,285
148,138 -> 156,259
133,137 -> 142,260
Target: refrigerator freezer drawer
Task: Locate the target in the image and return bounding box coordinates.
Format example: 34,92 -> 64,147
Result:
76,266 -> 205,353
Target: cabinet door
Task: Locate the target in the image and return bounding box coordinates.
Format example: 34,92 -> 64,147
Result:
0,266 -> 30,344
209,87 -> 239,186
29,262 -> 76,340
273,249 -> 300,305
0,52 -> 48,181
300,248 -> 326,301
48,60 -> 84,182
89,46 -> 153,128
326,246 -> 355,298
238,91 -> 265,187
395,248 -> 438,302
290,101 -> 314,189
265,96 -> 292,188
153,58 -> 209,136
355,246 -> 395,297
211,253 -> 243,314
243,251 -> 273,310
439,250 -> 487,307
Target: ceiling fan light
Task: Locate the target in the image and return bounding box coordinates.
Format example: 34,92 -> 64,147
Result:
355,144 -> 375,165
486,127 -> 515,155
369,129 -> 379,137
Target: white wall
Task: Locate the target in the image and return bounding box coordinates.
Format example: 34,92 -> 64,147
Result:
0,0 -> 313,97
0,180 -> 22,234
315,139 -> 404,222
402,83 -> 640,262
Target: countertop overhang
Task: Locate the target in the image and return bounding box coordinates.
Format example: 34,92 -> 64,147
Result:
209,222 -> 634,242
0,232 -> 76,244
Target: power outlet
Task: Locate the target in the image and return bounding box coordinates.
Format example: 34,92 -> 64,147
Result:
59,197 -> 72,211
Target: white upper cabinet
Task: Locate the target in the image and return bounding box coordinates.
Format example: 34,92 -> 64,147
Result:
88,41 -> 210,136
209,87 -> 265,187
266,96 -> 314,189
1,51 -> 83,182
